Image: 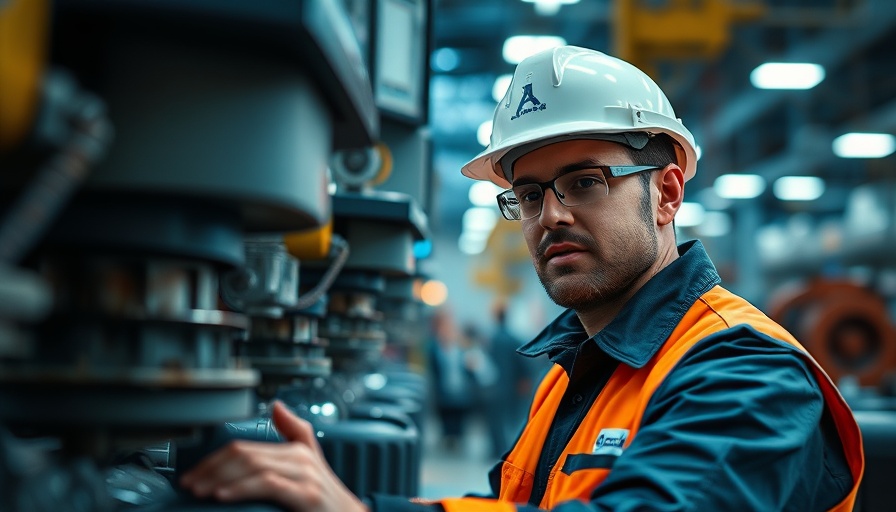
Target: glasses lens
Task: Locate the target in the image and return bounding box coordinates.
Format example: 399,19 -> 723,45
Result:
511,184 -> 544,219
555,170 -> 608,206
497,191 -> 521,220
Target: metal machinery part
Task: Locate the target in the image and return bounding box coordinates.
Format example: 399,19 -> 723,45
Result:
0,0 -> 377,510
221,239 -> 334,402
371,276 -> 429,431
191,236 -> 347,444
768,280 -> 896,388
307,167 -> 430,497
320,271 -> 388,381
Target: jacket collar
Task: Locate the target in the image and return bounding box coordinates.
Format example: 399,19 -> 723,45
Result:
517,240 -> 721,370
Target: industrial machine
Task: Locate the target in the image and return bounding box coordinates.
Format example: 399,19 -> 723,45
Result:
769,280 -> 896,390
313,131 -> 431,497
0,0 -> 432,509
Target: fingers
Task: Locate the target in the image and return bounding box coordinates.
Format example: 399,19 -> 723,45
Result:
209,470 -> 314,511
179,430 -> 367,512
212,469 -> 368,512
272,401 -> 324,458
180,441 -> 314,497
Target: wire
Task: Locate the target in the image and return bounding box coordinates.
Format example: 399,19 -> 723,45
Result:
292,233 -> 350,311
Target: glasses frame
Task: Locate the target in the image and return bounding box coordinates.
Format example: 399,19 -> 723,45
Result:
496,165 -> 662,221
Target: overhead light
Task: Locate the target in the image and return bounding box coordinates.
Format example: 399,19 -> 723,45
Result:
696,187 -> 733,211
696,211 -> 732,238
676,202 -> 705,227
714,174 -> 766,199
463,207 -> 498,233
502,35 -> 567,64
492,74 -> 513,102
431,48 -> 460,72
832,132 -> 896,158
458,231 -> 489,255
750,62 -> 825,90
756,224 -> 789,258
521,0 -> 580,16
469,181 -> 503,207
773,176 -> 825,201
477,120 -> 493,147
460,207 -> 498,255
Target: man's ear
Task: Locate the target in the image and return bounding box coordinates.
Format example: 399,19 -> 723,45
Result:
656,164 -> 685,227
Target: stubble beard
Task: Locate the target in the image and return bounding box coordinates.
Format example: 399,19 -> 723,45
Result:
536,224 -> 658,312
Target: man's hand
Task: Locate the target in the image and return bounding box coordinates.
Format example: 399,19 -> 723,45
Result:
180,401 -> 369,512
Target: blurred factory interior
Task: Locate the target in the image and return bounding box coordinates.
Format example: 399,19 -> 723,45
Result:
1,0 -> 896,510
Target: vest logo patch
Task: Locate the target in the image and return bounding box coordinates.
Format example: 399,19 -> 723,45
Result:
592,428 -> 629,456
510,83 -> 547,120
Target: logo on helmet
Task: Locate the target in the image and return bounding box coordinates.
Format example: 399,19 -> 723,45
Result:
511,83 -> 547,120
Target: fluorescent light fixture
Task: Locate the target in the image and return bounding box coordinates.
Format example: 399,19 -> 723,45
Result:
696,187 -> 733,211
773,176 -> 825,201
714,174 -> 766,199
522,0 -> 580,16
756,225 -> 789,258
676,202 -> 705,227
502,35 -> 567,64
463,207 -> 498,233
460,207 -> 497,255
696,211 -> 732,237
459,231 -> 489,255
750,62 -> 825,90
469,181 -> 503,207
431,48 -> 460,72
492,74 -> 513,102
477,120 -> 493,147
832,132 -> 896,158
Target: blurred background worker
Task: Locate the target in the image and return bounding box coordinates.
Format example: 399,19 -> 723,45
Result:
427,307 -> 476,451
482,301 -> 539,459
180,45 -> 863,512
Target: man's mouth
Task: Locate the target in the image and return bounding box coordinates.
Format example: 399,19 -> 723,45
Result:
543,242 -> 587,262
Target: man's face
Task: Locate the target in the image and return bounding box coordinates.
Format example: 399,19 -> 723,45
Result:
513,139 -> 659,311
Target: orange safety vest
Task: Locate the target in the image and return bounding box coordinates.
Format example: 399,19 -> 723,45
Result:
439,285 -> 864,512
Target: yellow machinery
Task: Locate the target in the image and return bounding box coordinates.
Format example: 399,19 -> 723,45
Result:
0,0 -> 48,150
614,0 -> 765,78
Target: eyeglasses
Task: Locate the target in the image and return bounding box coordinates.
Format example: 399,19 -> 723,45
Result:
496,165 -> 661,221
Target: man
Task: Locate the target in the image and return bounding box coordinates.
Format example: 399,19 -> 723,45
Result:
181,46 -> 864,511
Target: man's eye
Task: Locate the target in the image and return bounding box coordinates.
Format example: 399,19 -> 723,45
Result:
520,190 -> 542,203
572,176 -> 602,189
514,188 -> 542,203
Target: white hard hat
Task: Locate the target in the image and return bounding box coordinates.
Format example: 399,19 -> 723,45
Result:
462,46 -> 697,188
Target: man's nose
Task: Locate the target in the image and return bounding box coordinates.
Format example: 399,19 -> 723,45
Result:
538,188 -> 574,227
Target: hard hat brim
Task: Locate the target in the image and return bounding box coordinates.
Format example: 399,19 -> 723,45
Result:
462,124 -> 696,187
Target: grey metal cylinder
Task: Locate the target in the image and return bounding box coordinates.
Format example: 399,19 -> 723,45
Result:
86,38 -> 332,232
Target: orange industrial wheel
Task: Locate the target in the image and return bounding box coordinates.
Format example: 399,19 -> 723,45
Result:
768,280 -> 896,387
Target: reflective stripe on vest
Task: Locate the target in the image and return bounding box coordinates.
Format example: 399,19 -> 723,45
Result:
439,285 -> 863,512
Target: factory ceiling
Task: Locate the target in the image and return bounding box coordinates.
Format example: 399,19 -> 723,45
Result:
426,0 -> 896,250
